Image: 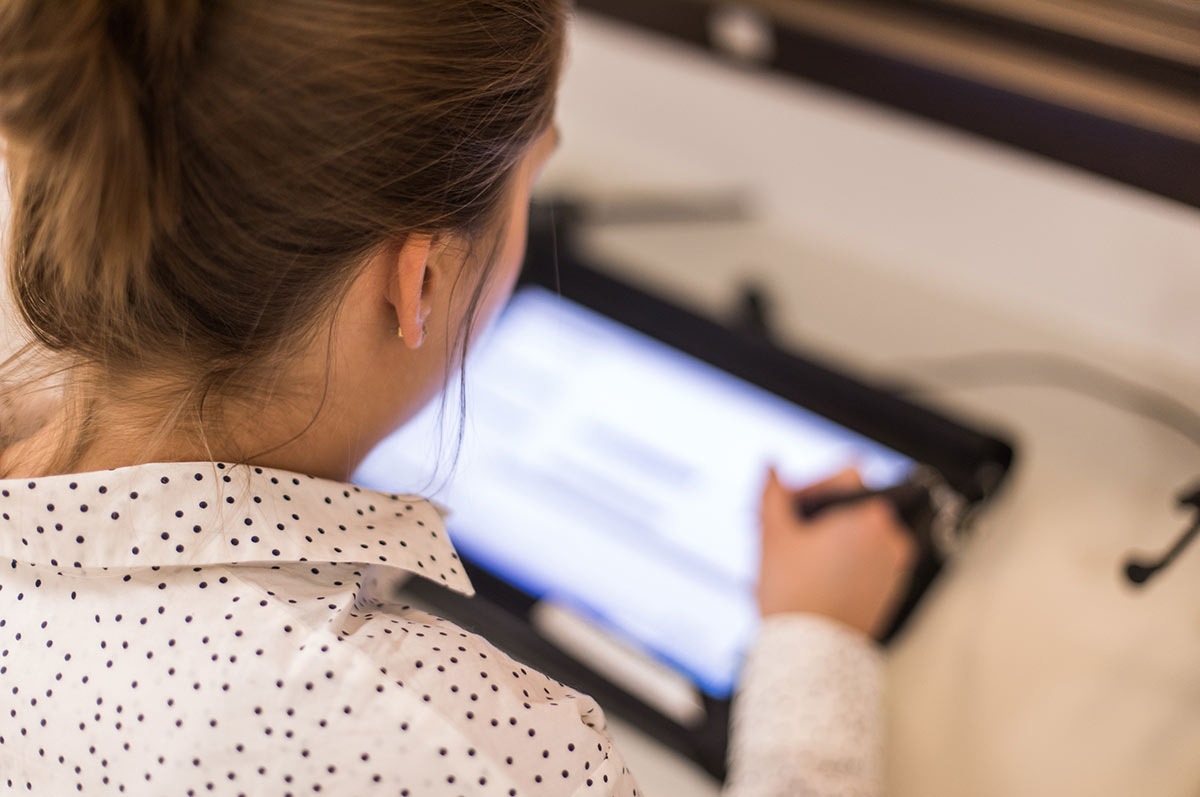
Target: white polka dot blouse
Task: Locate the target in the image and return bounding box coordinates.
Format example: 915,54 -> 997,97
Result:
0,461 -> 883,795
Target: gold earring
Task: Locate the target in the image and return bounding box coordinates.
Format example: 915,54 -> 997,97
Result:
396,323 -> 428,340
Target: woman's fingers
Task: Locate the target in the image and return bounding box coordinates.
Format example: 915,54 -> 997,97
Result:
756,465 -> 918,635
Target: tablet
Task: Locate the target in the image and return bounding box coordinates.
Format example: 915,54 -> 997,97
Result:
354,224 -> 1014,775
356,283 -> 918,699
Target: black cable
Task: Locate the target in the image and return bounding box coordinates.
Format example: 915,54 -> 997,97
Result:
891,349 -> 1200,586
893,350 -> 1200,452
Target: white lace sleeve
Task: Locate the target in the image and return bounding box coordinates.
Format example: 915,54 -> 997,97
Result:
723,613 -> 885,797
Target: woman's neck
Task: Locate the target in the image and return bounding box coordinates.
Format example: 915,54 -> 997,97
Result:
0,260 -> 449,484
0,392 -> 369,483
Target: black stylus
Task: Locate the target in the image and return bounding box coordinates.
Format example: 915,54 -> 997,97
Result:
795,479 -> 935,537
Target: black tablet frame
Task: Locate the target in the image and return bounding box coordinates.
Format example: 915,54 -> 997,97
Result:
396,205 -> 1016,779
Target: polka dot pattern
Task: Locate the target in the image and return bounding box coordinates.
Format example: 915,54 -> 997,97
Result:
0,462 -> 642,795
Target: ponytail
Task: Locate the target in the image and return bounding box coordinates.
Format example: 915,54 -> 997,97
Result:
0,0 -> 202,355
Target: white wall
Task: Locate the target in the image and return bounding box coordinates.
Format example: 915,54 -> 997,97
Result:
542,13 -> 1200,373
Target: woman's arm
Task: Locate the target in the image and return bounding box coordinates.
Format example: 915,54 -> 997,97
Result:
722,468 -> 914,797
724,614 -> 885,796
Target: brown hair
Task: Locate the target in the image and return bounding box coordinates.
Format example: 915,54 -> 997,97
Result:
0,0 -> 565,468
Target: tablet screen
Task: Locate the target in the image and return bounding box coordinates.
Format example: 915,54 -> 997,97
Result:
355,286 -> 913,698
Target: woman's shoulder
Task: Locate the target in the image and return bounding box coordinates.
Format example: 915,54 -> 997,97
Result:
230,564 -> 642,795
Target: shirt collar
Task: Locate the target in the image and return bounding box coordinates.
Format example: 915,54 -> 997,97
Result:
0,460 -> 475,597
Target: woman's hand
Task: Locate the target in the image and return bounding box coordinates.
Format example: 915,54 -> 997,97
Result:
757,467 -> 917,637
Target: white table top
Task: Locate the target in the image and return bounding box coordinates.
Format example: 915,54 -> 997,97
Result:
543,12 -> 1200,796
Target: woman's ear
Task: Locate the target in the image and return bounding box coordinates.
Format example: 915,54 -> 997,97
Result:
385,233 -> 437,349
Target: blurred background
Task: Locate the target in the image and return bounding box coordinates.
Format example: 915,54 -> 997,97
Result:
532,2 -> 1200,795
1,2 -> 1197,795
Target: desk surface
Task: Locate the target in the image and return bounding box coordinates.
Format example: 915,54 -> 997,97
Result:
576,219 -> 1200,797
531,12 -> 1200,797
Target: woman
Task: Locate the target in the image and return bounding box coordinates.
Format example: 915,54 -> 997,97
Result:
0,1 -> 913,794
